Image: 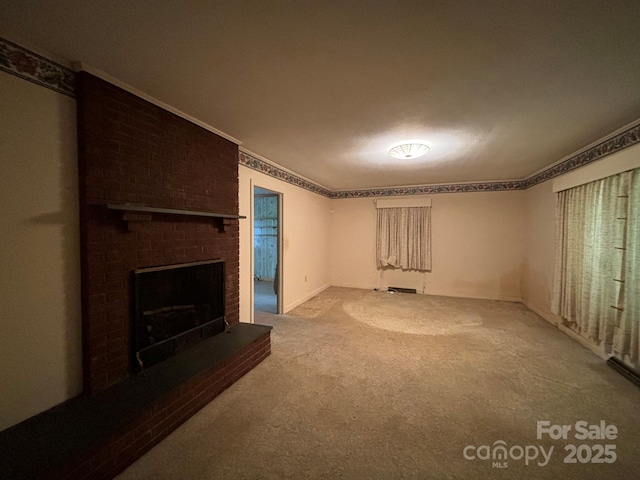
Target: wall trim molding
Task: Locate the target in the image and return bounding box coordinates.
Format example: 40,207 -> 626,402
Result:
525,120 -> 640,189
284,283 -> 332,313
2,35 -> 638,198
239,150 -> 333,197
552,141 -> 640,193
331,180 -> 526,199
523,300 -> 609,361
0,36 -> 75,97
423,290 -> 523,303
76,63 -> 242,145
241,123 -> 640,199
522,301 -> 559,327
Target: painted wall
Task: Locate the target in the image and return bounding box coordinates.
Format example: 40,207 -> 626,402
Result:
239,165 -> 332,322
522,180 -> 559,322
0,73 -> 82,430
330,191 -> 525,301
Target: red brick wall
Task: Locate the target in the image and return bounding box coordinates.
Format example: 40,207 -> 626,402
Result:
47,332 -> 271,480
77,72 -> 240,394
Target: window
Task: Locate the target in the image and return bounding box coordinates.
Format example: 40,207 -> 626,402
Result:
376,199 -> 432,271
552,168 -> 639,366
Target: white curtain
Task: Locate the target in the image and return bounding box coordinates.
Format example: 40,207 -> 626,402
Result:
552,168 -> 639,365
376,206 -> 431,271
613,169 -> 640,363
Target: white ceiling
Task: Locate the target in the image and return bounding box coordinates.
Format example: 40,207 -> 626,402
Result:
2,1 -> 640,190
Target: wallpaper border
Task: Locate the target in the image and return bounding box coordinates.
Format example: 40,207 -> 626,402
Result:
242,124 -> 640,198
239,151 -> 333,197
524,123 -> 640,189
329,181 -> 526,199
2,35 -> 638,196
0,37 -> 75,98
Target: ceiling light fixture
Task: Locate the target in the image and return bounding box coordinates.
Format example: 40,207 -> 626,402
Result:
388,140 -> 432,159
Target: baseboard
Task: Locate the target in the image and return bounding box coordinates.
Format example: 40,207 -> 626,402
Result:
522,300 -> 608,361
522,301 -> 559,327
330,285 -> 522,302
422,289 -> 523,303
284,283 -> 331,313
557,323 -> 608,361
330,282 -> 379,291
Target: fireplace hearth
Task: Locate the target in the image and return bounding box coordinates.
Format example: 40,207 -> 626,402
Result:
0,323 -> 272,480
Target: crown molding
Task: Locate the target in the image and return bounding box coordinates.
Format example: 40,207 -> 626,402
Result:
2,35 -> 638,197
239,147 -> 331,189
524,120 -> 640,189
239,150 -> 333,197
330,180 -> 526,199
75,63 -> 242,145
248,121 -> 640,198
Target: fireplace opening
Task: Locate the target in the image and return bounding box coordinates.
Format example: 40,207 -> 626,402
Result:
132,259 -> 226,370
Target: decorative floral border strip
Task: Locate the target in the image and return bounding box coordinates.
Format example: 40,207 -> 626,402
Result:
240,149 -> 526,198
524,123 -> 640,189
330,181 -> 526,199
239,151 -> 333,197
0,37 -> 75,97
2,36 -> 638,195
241,123 -> 640,198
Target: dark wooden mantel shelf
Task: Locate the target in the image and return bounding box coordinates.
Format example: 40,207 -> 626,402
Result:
106,203 -> 246,219
105,204 -> 246,231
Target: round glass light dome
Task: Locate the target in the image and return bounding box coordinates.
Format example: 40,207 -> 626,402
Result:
388,140 -> 432,159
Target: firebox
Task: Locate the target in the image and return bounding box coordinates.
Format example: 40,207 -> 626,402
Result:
132,259 -> 226,370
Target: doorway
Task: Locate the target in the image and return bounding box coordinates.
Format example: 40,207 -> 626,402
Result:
253,186 -> 281,314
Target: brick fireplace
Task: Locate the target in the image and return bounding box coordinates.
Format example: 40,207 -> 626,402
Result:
76,71 -> 242,393
0,72 -> 271,480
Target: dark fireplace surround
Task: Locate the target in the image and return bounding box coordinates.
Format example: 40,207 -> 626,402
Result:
0,72 -> 271,480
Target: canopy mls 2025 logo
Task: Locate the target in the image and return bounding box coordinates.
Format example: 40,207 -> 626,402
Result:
463,420 -> 618,469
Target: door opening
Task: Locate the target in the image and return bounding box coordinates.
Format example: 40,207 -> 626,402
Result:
253,186 -> 281,314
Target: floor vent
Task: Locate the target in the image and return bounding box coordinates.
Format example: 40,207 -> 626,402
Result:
387,287 -> 417,294
607,356 -> 640,388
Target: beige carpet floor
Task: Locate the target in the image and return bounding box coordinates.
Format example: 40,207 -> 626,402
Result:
116,287 -> 640,479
